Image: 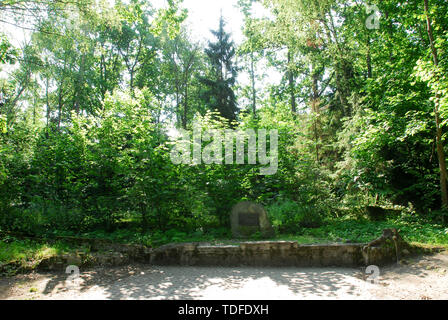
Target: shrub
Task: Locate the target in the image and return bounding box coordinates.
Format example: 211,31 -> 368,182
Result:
267,199 -> 323,234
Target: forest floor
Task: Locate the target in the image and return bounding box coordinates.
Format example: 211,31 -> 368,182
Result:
1,251 -> 447,300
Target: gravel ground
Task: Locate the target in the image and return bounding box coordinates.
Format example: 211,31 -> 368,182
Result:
1,251 -> 447,300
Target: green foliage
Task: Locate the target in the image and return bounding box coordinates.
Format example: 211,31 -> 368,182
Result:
0,235 -> 77,275
304,217 -> 448,245
0,33 -> 18,65
267,199 -> 323,233
0,0 -> 447,248
200,15 -> 239,122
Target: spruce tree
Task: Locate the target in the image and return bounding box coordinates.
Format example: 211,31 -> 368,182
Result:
200,15 -> 238,122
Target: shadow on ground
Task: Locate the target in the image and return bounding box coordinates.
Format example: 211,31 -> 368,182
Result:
40,265 -> 366,299
1,251 -> 446,300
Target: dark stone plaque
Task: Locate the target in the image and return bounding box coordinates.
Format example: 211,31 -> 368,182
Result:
238,213 -> 260,227
231,201 -> 274,238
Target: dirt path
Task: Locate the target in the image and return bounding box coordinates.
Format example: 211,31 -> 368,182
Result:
1,251 -> 447,300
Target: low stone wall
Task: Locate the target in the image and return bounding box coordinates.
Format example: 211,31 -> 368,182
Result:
149,241 -> 404,267
1,231 -> 422,274
0,234 -> 153,275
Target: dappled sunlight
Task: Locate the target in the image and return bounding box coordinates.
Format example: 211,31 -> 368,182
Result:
2,251 -> 448,300
32,266 -> 377,300
2,0 -> 448,303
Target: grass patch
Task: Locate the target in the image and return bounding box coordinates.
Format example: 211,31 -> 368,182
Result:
31,218 -> 448,248
1,216 -> 446,272
0,236 -> 77,269
302,217 -> 448,245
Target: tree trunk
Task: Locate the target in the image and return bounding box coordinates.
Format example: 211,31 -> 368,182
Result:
250,51 -> 257,117
45,76 -> 50,128
287,50 -> 297,114
366,32 -> 372,78
73,53 -> 86,116
312,67 -> 320,162
183,84 -> 188,130
57,58 -> 67,130
424,0 -> 448,213
57,87 -> 63,130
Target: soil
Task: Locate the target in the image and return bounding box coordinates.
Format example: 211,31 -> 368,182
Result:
0,251 -> 447,300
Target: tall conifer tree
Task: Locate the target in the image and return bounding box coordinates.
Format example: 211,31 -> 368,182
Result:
200,15 -> 238,122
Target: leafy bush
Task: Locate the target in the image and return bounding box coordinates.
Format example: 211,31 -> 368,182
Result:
267,199 -> 323,234
0,208 -> 43,235
303,218 -> 448,245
